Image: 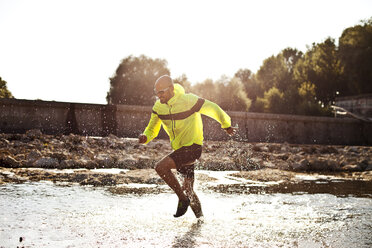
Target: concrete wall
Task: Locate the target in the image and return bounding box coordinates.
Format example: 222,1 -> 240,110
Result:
1,98 -> 371,145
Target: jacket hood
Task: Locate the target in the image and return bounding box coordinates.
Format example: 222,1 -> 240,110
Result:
173,83 -> 185,96
167,83 -> 185,105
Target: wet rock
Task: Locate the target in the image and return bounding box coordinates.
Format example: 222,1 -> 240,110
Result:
308,158 -> 329,171
72,173 -> 88,182
82,159 -> 99,169
263,161 -> 276,169
135,155 -> 153,169
302,146 -> 317,154
291,158 -> 309,171
27,150 -> 43,163
252,144 -> 262,152
15,154 -> 26,161
116,157 -> 137,169
342,164 -> 362,172
339,156 -> 358,167
273,153 -> 289,161
0,137 -> 10,147
358,159 -> 370,170
107,134 -> 119,140
0,131 -> 371,185
276,161 -> 291,170
319,146 -> 339,154
260,145 -> 269,152
34,157 -> 59,168
326,159 -> 340,171
0,155 -> 21,168
80,177 -> 104,186
48,152 -> 69,162
26,129 -> 42,139
95,154 -> 116,168
124,169 -> 163,184
346,146 -> 359,153
67,133 -> 83,144
280,144 -> 291,153
268,144 -> 280,152
108,186 -> 167,195
60,159 -> 76,169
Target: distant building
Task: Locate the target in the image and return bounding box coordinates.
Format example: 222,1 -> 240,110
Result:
335,94 -> 372,118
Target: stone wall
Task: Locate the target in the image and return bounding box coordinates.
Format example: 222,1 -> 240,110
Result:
1,98 -> 371,145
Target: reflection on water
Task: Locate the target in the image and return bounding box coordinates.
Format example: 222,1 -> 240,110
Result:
0,179 -> 371,247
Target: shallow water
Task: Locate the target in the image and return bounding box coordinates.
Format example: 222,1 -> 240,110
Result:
1,174 -> 372,247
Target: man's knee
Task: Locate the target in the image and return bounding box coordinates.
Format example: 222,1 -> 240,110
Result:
155,157 -> 175,175
155,162 -> 166,175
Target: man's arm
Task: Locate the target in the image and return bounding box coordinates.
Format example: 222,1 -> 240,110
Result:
138,112 -> 161,144
199,99 -> 232,129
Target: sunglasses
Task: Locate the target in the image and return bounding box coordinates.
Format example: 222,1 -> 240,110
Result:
154,86 -> 170,96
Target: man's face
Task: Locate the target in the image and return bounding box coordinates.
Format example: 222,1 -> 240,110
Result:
155,85 -> 173,104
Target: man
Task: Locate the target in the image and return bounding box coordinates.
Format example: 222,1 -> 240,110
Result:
138,75 -> 236,218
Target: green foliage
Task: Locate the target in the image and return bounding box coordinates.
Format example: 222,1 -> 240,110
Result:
256,87 -> 285,114
256,48 -> 302,95
104,18 -> 371,117
215,77 -> 252,112
191,76 -> 251,112
257,55 -> 287,92
235,69 -> 262,101
250,97 -> 265,113
254,48 -> 304,114
0,77 -> 14,98
191,79 -> 219,103
293,38 -> 344,105
106,55 -> 170,105
338,18 -> 372,95
298,81 -> 316,99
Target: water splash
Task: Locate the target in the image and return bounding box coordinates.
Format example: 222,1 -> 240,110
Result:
1,180 -> 371,247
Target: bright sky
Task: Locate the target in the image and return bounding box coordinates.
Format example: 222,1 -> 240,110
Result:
0,0 -> 371,104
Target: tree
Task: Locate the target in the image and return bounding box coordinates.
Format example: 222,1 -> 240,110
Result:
338,18 -> 372,95
191,79 -> 219,103
254,48 -> 303,114
0,77 -> 14,98
234,68 -> 262,101
215,77 -> 251,112
293,38 -> 344,105
257,48 -> 303,94
191,76 -> 251,111
256,54 -> 287,92
106,55 -> 170,105
256,87 -> 285,114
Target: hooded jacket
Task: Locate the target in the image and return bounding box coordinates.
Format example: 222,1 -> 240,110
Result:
143,83 -> 231,150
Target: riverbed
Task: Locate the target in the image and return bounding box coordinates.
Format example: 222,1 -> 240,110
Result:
1,171 -> 371,248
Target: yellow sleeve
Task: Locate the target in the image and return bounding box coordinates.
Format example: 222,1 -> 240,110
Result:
199,99 -> 231,128
143,112 -> 162,144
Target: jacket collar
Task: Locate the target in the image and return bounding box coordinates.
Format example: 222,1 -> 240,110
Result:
167,83 -> 185,105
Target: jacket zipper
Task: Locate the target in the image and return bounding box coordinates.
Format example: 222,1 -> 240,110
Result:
169,105 -> 176,142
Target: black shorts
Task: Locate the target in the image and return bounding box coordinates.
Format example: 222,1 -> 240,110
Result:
168,144 -> 202,178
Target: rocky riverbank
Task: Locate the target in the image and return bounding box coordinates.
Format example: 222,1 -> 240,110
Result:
0,130 -> 371,187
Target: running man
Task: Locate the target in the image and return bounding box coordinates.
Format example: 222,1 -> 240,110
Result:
138,75 -> 236,218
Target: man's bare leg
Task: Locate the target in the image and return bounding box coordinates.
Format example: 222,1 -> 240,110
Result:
183,176 -> 203,218
155,156 -> 188,201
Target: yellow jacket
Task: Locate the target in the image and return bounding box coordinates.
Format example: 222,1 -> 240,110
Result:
143,83 -> 231,150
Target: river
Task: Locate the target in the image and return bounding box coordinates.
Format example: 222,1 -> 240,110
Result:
0,171 -> 371,248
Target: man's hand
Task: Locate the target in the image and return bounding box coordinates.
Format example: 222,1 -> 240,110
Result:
224,126 -> 237,136
138,134 -> 147,144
